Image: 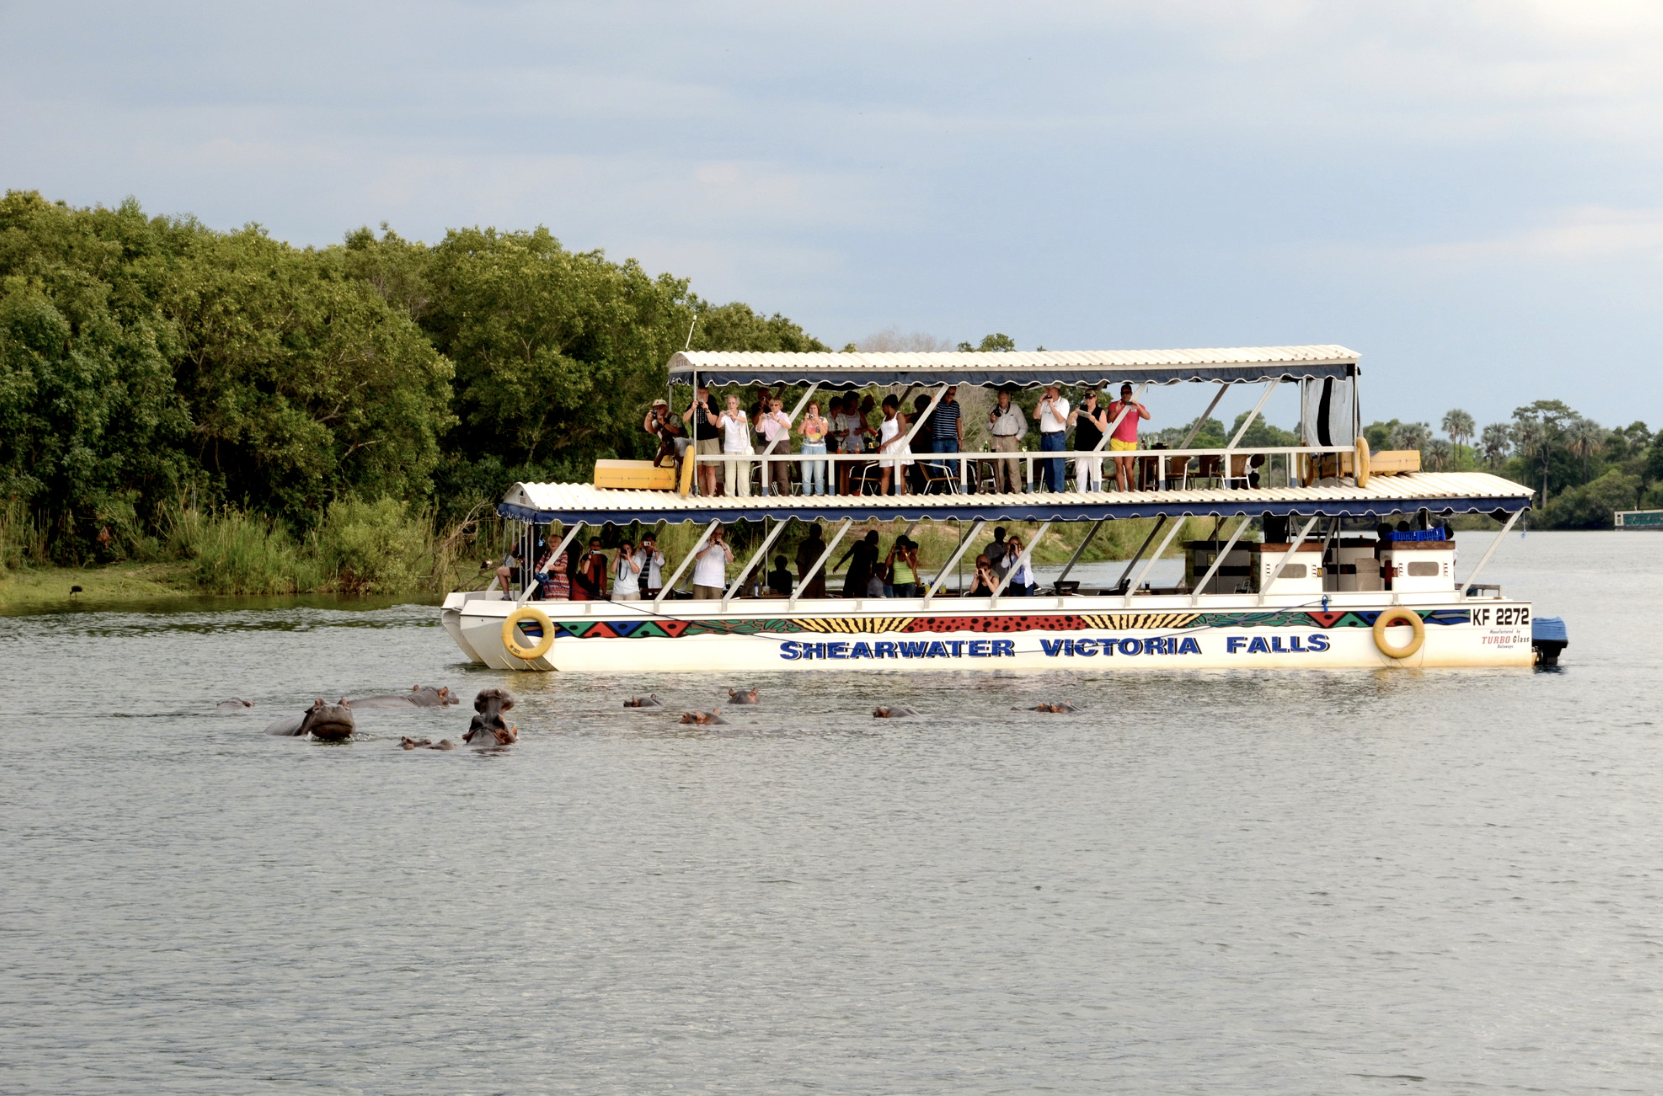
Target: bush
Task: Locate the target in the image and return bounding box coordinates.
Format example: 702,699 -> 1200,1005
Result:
315,497 -> 433,594
1546,469 -> 1641,529
170,507 -> 323,594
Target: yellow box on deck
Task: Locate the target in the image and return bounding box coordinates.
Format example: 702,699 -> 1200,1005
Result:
593,459 -> 677,491
1370,450 -> 1421,475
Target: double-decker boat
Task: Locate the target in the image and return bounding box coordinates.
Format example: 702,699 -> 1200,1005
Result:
440,346 -> 1562,672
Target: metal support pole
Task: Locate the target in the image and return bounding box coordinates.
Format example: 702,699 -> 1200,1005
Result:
1459,510 -> 1523,594
989,520 -> 1051,607
923,518 -> 985,606
723,519 -> 790,609
1113,516 -> 1166,592
1257,514 -> 1320,605
1227,380 -> 1280,450
1189,516 -> 1252,605
654,521 -> 717,608
1181,383 -> 1232,450
519,522 -> 584,604
789,518 -> 853,610
1125,515 -> 1187,605
1053,518 -> 1106,590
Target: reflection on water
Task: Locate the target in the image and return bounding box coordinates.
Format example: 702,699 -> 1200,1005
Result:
1,532 -> 1660,1094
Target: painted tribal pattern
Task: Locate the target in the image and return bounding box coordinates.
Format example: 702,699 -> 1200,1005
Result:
547,608 -> 1470,639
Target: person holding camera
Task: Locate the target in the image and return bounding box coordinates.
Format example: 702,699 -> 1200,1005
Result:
1107,383 -> 1152,492
1032,384 -> 1070,492
692,524 -> 733,599
643,399 -> 686,468
681,385 -> 722,496
633,535 -> 667,599
757,395 -> 793,496
717,394 -> 753,497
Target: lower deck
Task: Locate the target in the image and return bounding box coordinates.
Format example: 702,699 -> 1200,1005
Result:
442,590 -> 1535,672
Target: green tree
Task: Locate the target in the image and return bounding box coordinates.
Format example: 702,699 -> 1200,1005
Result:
957,333 -> 1016,352
1511,400 -> 1575,506
1441,408 -> 1474,456
1480,422 -> 1511,466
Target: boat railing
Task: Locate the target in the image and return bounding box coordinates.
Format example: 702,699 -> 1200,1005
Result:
690,443 -> 1357,494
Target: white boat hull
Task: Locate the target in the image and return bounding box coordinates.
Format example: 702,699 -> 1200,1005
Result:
440,592 -> 1534,672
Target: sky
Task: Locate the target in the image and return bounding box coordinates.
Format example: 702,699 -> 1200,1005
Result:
3,0 -> 1661,431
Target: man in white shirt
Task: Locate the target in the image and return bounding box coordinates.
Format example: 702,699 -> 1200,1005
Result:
987,389 -> 1024,493
692,525 -> 733,599
1032,385 -> 1070,492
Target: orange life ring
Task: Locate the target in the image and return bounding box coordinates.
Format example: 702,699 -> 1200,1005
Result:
1372,608 -> 1424,659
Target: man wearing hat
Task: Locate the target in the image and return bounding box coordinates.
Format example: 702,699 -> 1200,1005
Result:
644,399 -> 687,469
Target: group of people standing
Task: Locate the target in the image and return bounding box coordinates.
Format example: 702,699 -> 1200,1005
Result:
512,522 -> 1046,602
649,382 -> 1150,498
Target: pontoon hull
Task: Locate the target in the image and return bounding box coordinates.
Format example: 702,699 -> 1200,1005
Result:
441,592 -> 1534,671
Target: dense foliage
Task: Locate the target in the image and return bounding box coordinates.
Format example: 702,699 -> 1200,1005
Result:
0,192 -> 825,562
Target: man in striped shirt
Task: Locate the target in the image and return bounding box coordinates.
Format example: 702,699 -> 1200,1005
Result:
929,386 -> 962,487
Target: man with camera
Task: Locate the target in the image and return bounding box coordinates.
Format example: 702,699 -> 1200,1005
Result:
692,523 -> 734,599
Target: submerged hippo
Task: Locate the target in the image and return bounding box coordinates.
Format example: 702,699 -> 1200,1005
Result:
216,698 -> 254,710
1018,702 -> 1080,714
265,699 -> 356,740
346,685 -> 459,709
727,686 -> 760,705
623,694 -> 663,709
872,706 -> 919,719
679,708 -> 728,726
400,737 -> 457,751
462,687 -> 518,746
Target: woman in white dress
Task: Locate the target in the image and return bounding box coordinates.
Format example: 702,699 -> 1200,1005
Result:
876,394 -> 911,496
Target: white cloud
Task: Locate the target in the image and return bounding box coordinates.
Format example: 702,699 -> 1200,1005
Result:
1405,206 -> 1663,266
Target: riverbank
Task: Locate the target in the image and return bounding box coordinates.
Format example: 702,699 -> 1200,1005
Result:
0,563 -> 201,612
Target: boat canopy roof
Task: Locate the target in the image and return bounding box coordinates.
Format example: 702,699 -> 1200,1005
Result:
667,345 -> 1359,389
499,472 -> 1529,527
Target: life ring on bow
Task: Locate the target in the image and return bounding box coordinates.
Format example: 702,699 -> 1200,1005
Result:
1372,608 -> 1424,660
502,605 -> 555,661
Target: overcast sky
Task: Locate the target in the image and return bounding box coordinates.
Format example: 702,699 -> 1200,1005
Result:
4,0 -> 1661,430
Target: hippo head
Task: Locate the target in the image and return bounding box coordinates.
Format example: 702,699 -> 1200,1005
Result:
464,688 -> 517,745
407,685 -> 460,708
300,698 -> 356,742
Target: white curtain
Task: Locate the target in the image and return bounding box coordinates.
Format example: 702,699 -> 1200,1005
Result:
1300,377 -> 1355,448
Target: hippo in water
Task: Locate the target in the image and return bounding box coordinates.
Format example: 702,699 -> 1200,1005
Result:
623,694 -> 663,709
216,698 -> 254,710
265,699 -> 356,740
462,687 -> 518,746
872,706 -> 919,719
400,737 -> 457,751
727,686 -> 760,705
1017,702 -> 1080,713
346,685 -> 459,709
678,708 -> 728,726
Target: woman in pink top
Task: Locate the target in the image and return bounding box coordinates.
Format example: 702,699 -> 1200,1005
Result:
1106,382 -> 1151,492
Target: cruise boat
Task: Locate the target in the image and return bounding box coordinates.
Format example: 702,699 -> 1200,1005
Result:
440,346 -> 1559,672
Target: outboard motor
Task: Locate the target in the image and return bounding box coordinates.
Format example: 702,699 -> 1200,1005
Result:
1532,616 -> 1568,668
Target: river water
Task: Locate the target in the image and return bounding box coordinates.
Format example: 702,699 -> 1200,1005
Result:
1,530 -> 1657,1094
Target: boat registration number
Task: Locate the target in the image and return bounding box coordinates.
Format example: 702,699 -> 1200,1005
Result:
1471,606 -> 1529,626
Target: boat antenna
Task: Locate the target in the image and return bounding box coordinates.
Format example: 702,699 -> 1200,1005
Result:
685,316 -> 698,350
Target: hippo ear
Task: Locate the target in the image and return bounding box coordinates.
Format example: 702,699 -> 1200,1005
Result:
500,695 -> 515,711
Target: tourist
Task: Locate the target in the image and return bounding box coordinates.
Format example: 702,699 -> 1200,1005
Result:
692,524 -> 733,599
911,393 -> 933,492
717,394 -> 752,497
613,539 -> 641,600
968,555 -> 996,597
795,524 -> 829,598
988,388 -> 1024,492
757,395 -> 793,496
1107,383 -> 1151,492
681,384 -> 722,496
887,535 -> 920,597
1032,384 -> 1069,492
1004,534 -> 1036,596
1070,388 -> 1108,492
836,394 -> 870,495
876,395 -> 910,496
984,526 -> 1012,582
930,385 -> 962,486
634,535 -> 666,599
574,537 -> 609,600
768,554 -> 794,596
836,529 -> 881,597
797,399 -> 830,496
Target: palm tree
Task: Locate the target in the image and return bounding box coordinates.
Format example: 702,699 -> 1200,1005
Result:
1391,421 -> 1431,453
1480,422 -> 1511,466
1442,409 -> 1475,459
1426,438 -> 1453,472
1566,416 -> 1607,485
